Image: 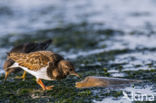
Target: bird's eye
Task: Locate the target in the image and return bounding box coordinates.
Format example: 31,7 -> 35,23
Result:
69,68 -> 73,71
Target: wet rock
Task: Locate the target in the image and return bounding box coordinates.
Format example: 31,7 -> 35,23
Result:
76,76 -> 141,88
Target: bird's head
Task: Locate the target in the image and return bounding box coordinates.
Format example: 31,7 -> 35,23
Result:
58,60 -> 80,78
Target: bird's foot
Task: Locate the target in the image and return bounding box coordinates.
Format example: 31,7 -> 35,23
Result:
45,85 -> 54,90
15,76 -> 25,81
15,71 -> 26,81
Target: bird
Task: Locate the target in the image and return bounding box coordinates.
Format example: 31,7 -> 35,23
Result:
3,39 -> 52,81
7,51 -> 80,90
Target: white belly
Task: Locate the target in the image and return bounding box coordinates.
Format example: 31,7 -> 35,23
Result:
11,63 -> 52,80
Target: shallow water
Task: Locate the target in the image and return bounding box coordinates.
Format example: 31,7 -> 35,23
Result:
0,0 -> 156,103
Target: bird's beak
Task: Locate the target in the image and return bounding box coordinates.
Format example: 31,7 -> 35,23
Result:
70,71 -> 80,78
4,72 -> 9,81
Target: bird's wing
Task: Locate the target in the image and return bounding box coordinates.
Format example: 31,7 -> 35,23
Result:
23,39 -> 52,53
37,39 -> 52,50
9,39 -> 52,53
9,51 -> 50,71
9,44 -> 25,53
39,51 -> 64,69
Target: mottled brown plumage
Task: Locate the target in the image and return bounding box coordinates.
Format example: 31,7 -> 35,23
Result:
9,51 -> 63,71
4,39 -> 52,81
8,51 -> 80,90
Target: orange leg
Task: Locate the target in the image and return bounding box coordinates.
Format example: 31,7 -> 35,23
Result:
15,71 -> 27,81
4,72 -> 9,82
36,79 -> 54,90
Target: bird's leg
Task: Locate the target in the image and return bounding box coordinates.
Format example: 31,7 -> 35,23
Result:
36,78 -> 46,90
15,71 -> 26,81
36,78 -> 54,90
4,72 -> 9,82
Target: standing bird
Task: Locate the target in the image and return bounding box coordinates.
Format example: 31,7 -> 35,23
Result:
3,39 -> 52,81
7,51 -> 80,90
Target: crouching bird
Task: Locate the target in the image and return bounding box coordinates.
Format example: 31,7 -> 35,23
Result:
3,39 -> 52,81
7,51 -> 80,90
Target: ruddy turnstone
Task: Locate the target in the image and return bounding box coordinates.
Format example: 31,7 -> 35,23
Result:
8,51 -> 80,90
3,39 -> 52,81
